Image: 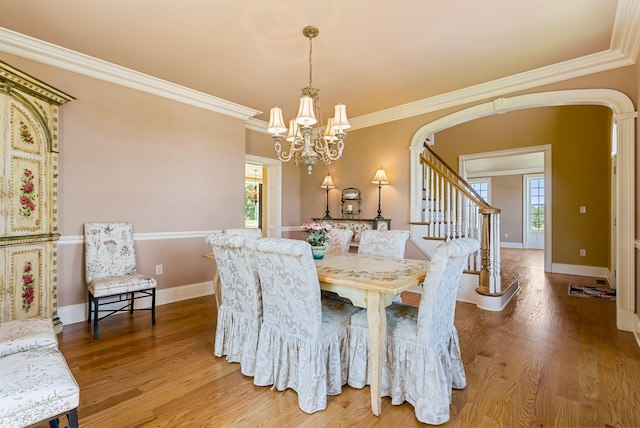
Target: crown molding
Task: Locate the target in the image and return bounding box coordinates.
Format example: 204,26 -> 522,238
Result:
350,49 -> 634,130
0,27 -> 261,121
249,49 -> 635,134
0,0 -> 636,129
611,0 -> 640,61
245,117 -> 268,133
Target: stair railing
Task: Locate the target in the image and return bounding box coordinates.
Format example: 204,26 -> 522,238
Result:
419,143 -> 503,295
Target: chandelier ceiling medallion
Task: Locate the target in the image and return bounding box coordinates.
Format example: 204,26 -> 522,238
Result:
267,26 -> 350,174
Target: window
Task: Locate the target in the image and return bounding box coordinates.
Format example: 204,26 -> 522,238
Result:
468,178 -> 491,204
245,181 -> 260,227
245,165 -> 262,229
528,177 -> 544,231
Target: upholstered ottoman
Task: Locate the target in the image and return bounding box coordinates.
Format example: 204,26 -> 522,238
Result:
0,317 -> 58,356
0,347 -> 79,428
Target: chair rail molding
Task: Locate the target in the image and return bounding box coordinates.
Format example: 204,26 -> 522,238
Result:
58,230 -> 219,246
409,88 -> 637,333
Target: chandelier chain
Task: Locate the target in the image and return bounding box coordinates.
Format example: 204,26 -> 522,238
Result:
308,36 -> 313,89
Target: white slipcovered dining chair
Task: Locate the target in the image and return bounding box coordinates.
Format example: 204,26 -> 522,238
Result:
348,237 -> 480,425
247,237 -> 358,414
358,229 -> 410,259
84,222 -> 156,340
326,228 -> 354,253
223,227 -> 263,238
359,229 -> 410,302
206,232 -> 262,377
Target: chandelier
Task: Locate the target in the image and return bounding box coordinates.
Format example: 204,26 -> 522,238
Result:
267,26 -> 350,174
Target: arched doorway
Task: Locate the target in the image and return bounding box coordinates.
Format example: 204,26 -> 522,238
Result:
409,89 -> 636,332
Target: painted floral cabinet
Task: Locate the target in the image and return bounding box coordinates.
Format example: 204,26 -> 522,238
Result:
0,61 -> 73,332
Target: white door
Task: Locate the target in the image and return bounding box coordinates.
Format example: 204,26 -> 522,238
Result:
524,174 -> 544,249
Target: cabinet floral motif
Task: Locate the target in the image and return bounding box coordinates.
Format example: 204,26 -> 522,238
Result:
0,61 -> 73,332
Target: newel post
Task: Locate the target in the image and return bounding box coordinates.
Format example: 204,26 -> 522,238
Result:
476,207 -> 501,295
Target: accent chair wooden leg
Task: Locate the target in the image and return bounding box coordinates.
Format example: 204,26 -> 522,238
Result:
67,407 -> 79,428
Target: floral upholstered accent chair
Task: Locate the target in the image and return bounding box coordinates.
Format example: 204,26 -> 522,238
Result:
247,237 -> 359,414
0,318 -> 79,428
326,228 -> 354,253
0,318 -> 57,357
206,232 -> 262,377
0,347 -> 79,428
358,230 -> 410,259
84,222 -> 156,339
348,238 -> 480,425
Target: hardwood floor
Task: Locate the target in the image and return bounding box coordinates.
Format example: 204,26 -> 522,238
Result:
42,248 -> 640,427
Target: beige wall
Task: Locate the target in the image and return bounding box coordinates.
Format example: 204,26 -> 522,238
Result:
1,52 -> 248,307
491,175 -> 524,244
435,105 -> 611,267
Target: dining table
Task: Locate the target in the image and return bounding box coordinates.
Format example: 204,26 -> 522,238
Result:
203,248 -> 430,416
315,251 -> 431,416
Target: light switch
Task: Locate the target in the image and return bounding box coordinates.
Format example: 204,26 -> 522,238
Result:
579,206 -> 586,214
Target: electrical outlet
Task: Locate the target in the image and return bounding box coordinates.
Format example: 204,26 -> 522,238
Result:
580,206 -> 587,214
579,249 -> 586,257
504,233 -> 509,238
155,264 -> 163,275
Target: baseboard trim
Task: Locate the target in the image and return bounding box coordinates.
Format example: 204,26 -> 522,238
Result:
500,242 -> 524,249
551,263 -> 610,278
58,281 -> 214,326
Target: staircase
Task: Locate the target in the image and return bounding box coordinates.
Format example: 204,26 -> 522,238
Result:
410,143 -> 519,311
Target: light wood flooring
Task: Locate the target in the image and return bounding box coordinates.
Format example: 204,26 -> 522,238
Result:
41,248 -> 640,427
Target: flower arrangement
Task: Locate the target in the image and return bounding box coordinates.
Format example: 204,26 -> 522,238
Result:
302,220 -> 333,247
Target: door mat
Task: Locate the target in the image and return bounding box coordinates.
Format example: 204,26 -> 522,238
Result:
568,284 -> 616,301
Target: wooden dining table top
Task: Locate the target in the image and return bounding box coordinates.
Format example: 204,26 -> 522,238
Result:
315,251 -> 431,294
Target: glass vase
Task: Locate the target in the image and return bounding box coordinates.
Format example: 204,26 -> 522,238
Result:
311,245 -> 326,259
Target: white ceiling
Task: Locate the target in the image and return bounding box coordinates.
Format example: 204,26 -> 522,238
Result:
0,0 -> 635,128
465,152 -> 544,178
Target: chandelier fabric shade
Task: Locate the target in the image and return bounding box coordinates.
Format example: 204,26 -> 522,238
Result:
267,26 -> 350,174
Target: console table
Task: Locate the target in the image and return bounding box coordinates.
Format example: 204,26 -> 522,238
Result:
313,218 -> 391,246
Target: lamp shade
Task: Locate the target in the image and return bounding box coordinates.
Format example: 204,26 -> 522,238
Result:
267,107 -> 287,135
295,96 -> 317,126
286,119 -> 300,142
371,168 -> 389,185
321,174 -> 336,189
323,118 -> 337,141
332,103 -> 351,131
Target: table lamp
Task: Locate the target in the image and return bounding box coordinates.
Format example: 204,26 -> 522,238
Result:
371,167 -> 389,220
320,174 -> 336,219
